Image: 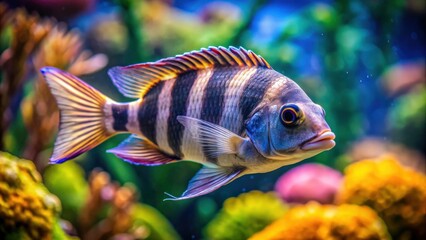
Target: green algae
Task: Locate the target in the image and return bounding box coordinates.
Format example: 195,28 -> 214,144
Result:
204,191 -> 288,240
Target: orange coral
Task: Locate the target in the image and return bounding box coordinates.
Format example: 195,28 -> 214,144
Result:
336,154 -> 426,239
250,202 -> 390,240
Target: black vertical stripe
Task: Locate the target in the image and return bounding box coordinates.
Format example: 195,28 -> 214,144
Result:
138,81 -> 165,145
112,104 -> 129,131
167,71 -> 198,158
239,68 -> 281,134
200,67 -> 240,163
200,67 -> 240,123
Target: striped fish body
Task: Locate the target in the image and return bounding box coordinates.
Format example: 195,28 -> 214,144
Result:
42,47 -> 335,200
129,67 -> 282,165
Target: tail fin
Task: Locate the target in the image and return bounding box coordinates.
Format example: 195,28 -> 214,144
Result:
41,67 -> 114,163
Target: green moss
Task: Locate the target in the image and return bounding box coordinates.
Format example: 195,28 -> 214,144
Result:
131,203 -> 181,240
43,161 -> 89,225
52,218 -> 78,240
204,191 -> 288,240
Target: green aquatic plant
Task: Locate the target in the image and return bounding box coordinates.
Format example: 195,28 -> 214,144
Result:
132,203 -> 182,240
43,161 -> 89,225
250,202 -> 390,240
336,155 -> 426,239
204,191 -> 288,240
0,151 -> 72,239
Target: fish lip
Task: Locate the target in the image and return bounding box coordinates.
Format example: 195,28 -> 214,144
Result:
301,129 -> 336,151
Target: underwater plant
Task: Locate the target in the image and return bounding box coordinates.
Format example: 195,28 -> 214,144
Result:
0,4 -> 52,151
250,202 -> 390,240
275,163 -> 343,204
43,161 -> 88,226
44,161 -> 180,240
204,191 -> 288,240
0,4 -> 107,170
336,155 -> 426,239
0,151 -> 72,239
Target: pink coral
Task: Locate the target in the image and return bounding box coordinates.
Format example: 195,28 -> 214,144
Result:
275,163 -> 343,204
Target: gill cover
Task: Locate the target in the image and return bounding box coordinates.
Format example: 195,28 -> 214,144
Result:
245,108 -> 271,157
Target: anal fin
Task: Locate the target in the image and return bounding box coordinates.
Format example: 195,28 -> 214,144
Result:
164,166 -> 244,201
107,135 -> 177,166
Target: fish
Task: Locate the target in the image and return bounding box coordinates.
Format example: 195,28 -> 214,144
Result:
41,46 -> 336,200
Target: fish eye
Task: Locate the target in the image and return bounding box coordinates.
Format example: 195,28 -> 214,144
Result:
280,104 -> 304,127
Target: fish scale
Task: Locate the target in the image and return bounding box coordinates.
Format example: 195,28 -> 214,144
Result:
41,46 -> 335,200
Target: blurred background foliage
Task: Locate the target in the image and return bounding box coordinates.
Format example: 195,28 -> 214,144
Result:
0,0 -> 425,239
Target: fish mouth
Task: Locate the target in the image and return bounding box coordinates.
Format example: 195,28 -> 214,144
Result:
301,130 -> 336,151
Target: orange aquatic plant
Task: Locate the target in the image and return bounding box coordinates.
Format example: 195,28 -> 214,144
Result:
336,154 -> 426,239
250,202 -> 390,240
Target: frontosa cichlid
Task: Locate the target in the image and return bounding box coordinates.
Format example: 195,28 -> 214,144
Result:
41,46 -> 335,200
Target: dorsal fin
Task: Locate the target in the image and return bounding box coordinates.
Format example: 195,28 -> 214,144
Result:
108,46 -> 271,98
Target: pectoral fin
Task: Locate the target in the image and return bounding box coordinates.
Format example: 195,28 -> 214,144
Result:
107,135 -> 177,166
177,116 -> 244,158
164,166 -> 244,201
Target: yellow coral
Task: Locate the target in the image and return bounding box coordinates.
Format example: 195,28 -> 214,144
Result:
0,152 -> 61,239
336,154 -> 426,239
204,191 -> 288,240
250,202 -> 390,240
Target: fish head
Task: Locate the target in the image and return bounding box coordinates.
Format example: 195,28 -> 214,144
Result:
268,101 -> 335,158
246,83 -> 335,162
